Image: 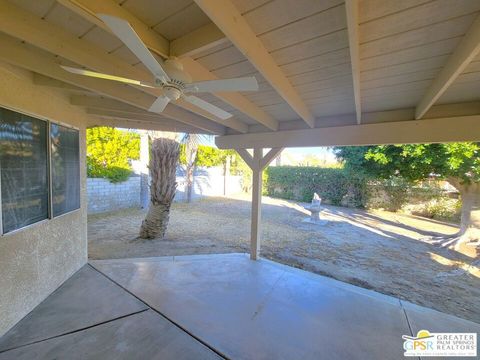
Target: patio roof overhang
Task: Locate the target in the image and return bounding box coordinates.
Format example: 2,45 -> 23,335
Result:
0,0 -> 479,147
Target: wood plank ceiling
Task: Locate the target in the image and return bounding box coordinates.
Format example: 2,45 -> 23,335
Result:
1,0 -> 480,137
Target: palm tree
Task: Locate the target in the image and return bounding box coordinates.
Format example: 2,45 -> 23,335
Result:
181,134 -> 211,203
139,136 -> 180,239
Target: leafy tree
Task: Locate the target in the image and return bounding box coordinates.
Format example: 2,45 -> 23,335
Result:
335,143 -> 480,249
86,127 -> 140,182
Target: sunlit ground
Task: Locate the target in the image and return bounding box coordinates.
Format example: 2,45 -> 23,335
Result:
88,194 -> 480,323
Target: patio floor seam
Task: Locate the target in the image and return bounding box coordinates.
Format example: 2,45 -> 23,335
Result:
87,263 -> 230,360
0,308 -> 149,354
399,302 -> 422,360
251,270 -> 287,320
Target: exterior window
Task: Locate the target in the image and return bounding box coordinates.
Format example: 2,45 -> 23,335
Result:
51,123 -> 80,217
0,108 -> 49,233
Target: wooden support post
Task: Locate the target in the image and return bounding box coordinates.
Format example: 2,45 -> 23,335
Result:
250,148 -> 263,260
236,147 -> 283,260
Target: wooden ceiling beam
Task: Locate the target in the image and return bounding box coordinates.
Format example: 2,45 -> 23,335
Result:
415,14 -> 480,119
71,95 -> 147,113
57,0 -> 273,131
0,33 -> 223,134
170,22 -> 228,58
345,0 -> 362,124
0,0 -> 239,132
33,73 -> 85,91
179,58 -> 278,130
85,107 -> 196,129
216,115 -> 480,149
194,0 -> 315,128
87,117 -> 200,133
56,0 -> 169,58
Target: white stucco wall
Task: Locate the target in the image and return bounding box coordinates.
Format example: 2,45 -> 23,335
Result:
0,63 -> 90,337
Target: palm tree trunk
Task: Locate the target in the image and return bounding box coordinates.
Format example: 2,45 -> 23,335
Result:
185,145 -> 198,203
139,137 -> 179,239
183,134 -> 199,203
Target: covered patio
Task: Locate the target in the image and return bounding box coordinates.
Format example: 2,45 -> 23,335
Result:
1,0 -> 480,358
1,253 -> 478,359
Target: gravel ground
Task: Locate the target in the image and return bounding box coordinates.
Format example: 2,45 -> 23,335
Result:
88,194 -> 480,323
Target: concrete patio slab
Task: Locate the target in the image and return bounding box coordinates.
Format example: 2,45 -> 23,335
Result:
91,253 -> 462,360
2,253 -> 477,359
0,265 -> 147,352
0,310 -> 221,360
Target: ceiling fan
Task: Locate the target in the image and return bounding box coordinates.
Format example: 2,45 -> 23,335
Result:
61,14 -> 259,120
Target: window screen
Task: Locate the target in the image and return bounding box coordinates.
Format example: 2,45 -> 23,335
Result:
50,123 -> 80,217
0,108 -> 49,233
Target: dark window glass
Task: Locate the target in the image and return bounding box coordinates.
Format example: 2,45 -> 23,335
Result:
0,108 -> 49,233
51,123 -> 80,217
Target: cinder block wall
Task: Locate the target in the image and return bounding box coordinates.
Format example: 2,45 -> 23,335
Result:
87,170 -> 243,214
87,177 -> 141,214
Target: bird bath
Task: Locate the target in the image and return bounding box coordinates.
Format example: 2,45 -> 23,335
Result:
303,193 -> 328,225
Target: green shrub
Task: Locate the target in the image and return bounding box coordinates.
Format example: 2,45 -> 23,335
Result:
265,166 -> 356,204
409,197 -> 461,223
366,177 -> 411,212
265,166 -> 460,220
87,162 -> 132,183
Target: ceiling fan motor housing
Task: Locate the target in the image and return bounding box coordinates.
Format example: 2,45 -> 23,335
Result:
162,58 -> 192,87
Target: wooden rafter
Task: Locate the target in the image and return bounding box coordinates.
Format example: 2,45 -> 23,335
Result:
180,58 -> 279,130
55,0 -> 274,131
0,33 -> 224,134
56,0 -> 169,58
88,117 -> 198,133
194,0 -> 315,128
345,0 -> 362,124
0,0 -> 243,133
85,108 -> 198,131
415,14 -> 480,119
33,73 -> 84,91
170,23 -> 228,58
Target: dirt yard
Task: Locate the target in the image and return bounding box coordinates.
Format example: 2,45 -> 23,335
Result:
88,194 -> 480,323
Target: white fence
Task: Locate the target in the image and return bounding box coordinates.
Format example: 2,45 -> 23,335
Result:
87,167 -> 242,214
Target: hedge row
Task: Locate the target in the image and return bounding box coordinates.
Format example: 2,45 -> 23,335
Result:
264,166 -> 457,216
264,166 -> 364,205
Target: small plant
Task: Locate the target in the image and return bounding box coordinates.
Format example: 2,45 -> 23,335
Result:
411,198 -> 461,223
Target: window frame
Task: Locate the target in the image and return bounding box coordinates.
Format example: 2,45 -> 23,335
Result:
0,105 -> 80,236
50,122 -> 81,218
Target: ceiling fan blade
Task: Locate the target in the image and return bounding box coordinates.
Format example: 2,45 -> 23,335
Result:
97,14 -> 170,83
60,66 -> 155,88
149,96 -> 170,114
185,77 -> 259,93
184,95 -> 232,120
